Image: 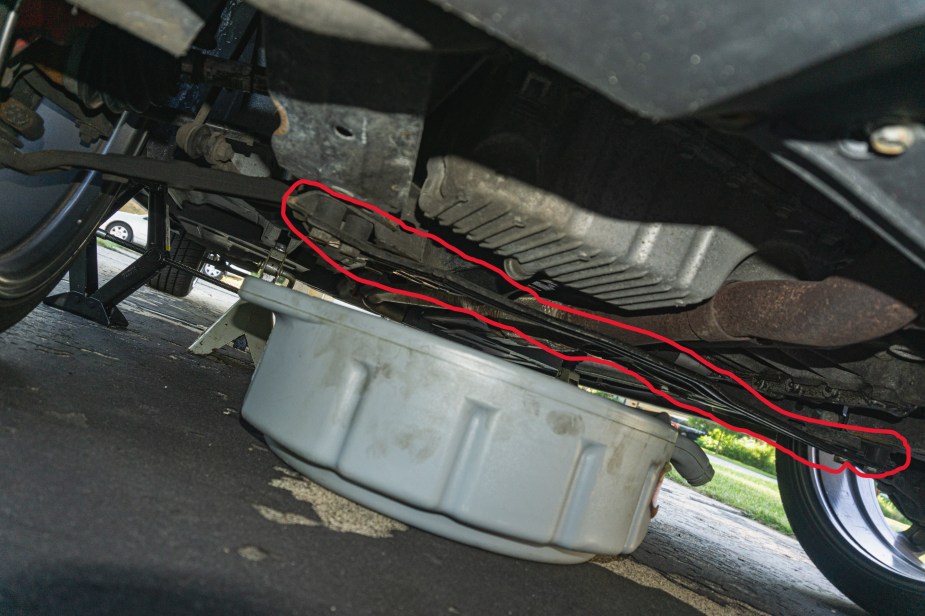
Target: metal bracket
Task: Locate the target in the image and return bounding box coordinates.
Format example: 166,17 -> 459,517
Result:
187,299 -> 273,364
256,240 -> 288,281
555,365 -> 580,386
44,186 -> 171,327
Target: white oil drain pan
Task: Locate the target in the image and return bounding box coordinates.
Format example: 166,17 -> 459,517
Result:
239,278 -> 677,564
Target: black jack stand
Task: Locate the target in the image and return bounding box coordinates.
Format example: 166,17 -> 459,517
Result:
44,186 -> 172,327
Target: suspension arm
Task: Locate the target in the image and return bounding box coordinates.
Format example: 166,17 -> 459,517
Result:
0,145 -> 289,203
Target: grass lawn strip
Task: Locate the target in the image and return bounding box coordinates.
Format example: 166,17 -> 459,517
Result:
667,463 -> 792,536
707,450 -> 777,480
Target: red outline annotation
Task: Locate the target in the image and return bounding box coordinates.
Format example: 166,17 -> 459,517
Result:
279,179 -> 911,480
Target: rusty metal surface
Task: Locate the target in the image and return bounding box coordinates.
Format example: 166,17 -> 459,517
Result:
265,18 -> 433,212
0,97 -> 43,141
367,275 -> 917,349
711,277 -> 918,347
550,276 -> 917,348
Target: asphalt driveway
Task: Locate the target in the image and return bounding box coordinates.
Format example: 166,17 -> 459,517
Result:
0,246 -> 865,615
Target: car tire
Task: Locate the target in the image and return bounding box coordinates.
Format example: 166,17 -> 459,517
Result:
0,272 -> 67,334
1,192 -> 129,334
777,437 -> 925,616
147,232 -> 207,297
0,103 -> 142,335
201,261 -> 225,279
104,221 -> 133,243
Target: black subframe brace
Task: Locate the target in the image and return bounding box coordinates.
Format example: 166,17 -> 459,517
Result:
44,186 -> 172,327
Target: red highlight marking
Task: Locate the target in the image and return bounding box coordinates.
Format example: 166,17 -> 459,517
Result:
280,179 -> 911,479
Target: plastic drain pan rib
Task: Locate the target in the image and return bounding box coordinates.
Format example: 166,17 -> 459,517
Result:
239,278 -> 677,564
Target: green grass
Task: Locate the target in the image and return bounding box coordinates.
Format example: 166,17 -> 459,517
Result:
96,237 -> 124,252
885,517 -> 910,534
668,462 -> 793,535
877,493 -> 913,535
671,454 -> 919,541
708,450 -> 778,480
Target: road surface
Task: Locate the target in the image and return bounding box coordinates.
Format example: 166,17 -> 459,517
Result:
0,246 -> 865,615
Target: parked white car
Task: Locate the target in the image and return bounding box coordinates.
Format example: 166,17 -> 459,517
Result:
99,210 -> 148,246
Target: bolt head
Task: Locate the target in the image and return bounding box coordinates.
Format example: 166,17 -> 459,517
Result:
869,125 -> 915,156
211,141 -> 235,163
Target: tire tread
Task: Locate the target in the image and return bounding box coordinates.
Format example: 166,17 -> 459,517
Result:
147,233 -> 206,298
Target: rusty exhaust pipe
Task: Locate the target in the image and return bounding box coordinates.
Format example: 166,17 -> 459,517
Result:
548,276 -> 918,348
367,276 -> 917,348
698,277 -> 918,347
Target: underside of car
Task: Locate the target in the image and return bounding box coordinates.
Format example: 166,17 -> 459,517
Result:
1,1 -> 924,612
